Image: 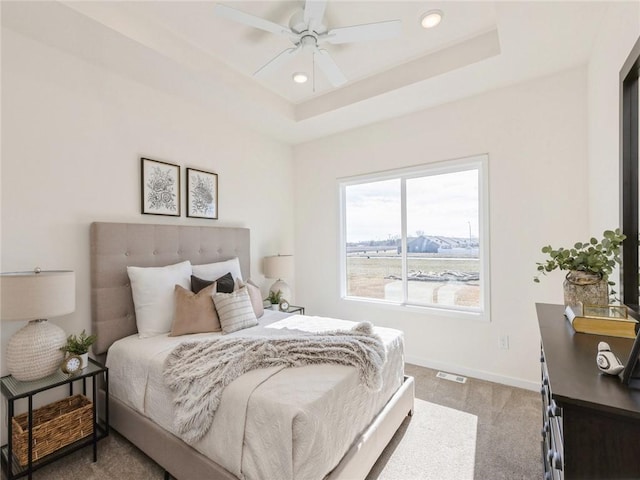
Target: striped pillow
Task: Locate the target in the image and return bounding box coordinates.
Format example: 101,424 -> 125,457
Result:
213,287 -> 258,334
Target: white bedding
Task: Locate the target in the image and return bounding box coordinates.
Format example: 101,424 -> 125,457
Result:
106,311 -> 404,480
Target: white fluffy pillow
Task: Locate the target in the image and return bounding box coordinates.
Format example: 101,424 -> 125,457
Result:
192,257 -> 243,283
127,260 -> 192,338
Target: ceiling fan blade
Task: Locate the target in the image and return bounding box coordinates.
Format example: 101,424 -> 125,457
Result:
304,0 -> 327,32
321,19 -> 401,45
214,4 -> 293,37
254,46 -> 301,78
314,48 -> 347,87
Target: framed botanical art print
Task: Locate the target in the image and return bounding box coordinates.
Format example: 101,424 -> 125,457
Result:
186,167 -> 218,219
141,157 -> 180,216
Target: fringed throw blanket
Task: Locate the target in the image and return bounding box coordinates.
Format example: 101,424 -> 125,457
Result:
163,321 -> 386,443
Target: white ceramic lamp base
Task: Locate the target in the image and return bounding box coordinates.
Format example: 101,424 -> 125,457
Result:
269,279 -> 292,303
7,319 -> 66,381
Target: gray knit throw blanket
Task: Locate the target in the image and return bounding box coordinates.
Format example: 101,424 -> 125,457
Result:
163,321 -> 386,443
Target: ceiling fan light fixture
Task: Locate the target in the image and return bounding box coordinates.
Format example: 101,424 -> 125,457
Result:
292,72 -> 309,83
420,10 -> 443,29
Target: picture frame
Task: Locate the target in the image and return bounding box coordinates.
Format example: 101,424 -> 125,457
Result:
141,158 -> 181,216
186,167 -> 218,219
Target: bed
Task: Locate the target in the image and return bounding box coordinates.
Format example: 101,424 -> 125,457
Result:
90,221 -> 414,480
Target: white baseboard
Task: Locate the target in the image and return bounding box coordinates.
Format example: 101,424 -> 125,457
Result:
405,355 -> 539,392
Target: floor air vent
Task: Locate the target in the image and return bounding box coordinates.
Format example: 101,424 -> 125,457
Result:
436,371 -> 467,384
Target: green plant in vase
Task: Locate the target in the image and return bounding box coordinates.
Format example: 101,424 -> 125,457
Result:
60,330 -> 97,369
266,290 -> 283,307
534,228 -> 626,305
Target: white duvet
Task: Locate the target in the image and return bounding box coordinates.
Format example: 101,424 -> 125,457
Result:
106,311 -> 404,480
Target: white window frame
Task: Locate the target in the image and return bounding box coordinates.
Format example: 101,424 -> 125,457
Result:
339,154 -> 491,320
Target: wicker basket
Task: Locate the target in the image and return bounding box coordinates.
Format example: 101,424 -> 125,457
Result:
12,394 -> 93,466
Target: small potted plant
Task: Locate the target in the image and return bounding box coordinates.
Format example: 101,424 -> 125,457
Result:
266,290 -> 283,310
534,228 -> 626,306
60,330 -> 97,369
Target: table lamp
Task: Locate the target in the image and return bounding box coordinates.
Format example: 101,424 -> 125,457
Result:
1,268 -> 75,381
263,255 -> 293,301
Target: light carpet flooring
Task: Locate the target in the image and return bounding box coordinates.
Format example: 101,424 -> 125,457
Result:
3,364 -> 542,480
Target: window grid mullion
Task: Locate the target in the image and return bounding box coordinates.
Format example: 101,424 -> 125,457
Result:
401,177 -> 408,304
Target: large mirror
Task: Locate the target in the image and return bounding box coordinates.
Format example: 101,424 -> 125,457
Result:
621,37 -> 640,317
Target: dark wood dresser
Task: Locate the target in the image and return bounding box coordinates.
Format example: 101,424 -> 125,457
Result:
537,303 -> 640,479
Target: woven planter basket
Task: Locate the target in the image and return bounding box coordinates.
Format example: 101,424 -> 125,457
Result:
12,394 -> 93,466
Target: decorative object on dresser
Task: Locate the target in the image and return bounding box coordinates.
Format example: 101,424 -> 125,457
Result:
263,254 -> 293,301
141,157 -> 180,216
533,229 -> 626,306
564,304 -> 638,339
0,268 -> 75,381
60,329 -> 97,370
596,341 -> 625,375
537,303 -> 640,479
186,167 -> 218,219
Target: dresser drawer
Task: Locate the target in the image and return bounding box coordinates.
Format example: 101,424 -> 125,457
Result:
541,346 -> 564,480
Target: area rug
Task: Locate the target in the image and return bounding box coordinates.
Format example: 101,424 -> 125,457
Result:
367,398 -> 478,480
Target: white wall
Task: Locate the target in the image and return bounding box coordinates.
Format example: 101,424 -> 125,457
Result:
293,67 -> 589,389
587,2 -> 640,234
0,28 -> 295,379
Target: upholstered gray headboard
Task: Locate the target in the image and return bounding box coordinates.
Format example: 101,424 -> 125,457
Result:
90,222 -> 250,355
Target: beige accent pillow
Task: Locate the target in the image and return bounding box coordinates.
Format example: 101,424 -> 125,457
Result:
237,279 -> 265,319
213,287 -> 258,334
169,283 -> 221,336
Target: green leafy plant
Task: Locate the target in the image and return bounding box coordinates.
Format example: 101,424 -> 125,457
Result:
534,228 -> 626,294
60,330 -> 97,355
266,290 -> 283,305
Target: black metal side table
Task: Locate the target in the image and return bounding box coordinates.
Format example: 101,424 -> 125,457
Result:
1,358 -> 109,479
284,305 -> 305,315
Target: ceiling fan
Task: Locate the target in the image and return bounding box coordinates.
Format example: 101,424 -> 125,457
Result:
214,0 -> 402,87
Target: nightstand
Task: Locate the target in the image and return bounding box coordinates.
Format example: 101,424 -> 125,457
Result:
0,358 -> 109,480
283,305 -> 305,315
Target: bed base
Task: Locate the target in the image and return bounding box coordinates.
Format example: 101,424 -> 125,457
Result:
101,375 -> 414,480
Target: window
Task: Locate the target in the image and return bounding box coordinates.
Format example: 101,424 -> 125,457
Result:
340,155 -> 489,315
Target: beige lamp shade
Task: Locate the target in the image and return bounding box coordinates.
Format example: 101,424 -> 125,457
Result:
263,255 -> 294,280
1,270 -> 75,321
263,255 -> 293,303
0,269 -> 75,381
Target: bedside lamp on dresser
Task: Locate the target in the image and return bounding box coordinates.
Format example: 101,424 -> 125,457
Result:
0,268 -> 75,381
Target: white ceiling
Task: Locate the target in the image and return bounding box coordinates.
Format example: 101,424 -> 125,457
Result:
2,1 -> 612,144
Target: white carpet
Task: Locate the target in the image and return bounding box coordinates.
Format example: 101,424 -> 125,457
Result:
370,398 -> 478,480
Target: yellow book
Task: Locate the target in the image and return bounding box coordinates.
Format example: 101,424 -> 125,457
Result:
564,305 -> 639,339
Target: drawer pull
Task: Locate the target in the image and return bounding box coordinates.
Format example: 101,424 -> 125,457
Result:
546,449 -> 563,468
547,401 -> 560,417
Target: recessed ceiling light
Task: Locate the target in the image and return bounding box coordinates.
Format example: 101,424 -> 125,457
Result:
292,72 -> 308,84
420,10 -> 443,29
